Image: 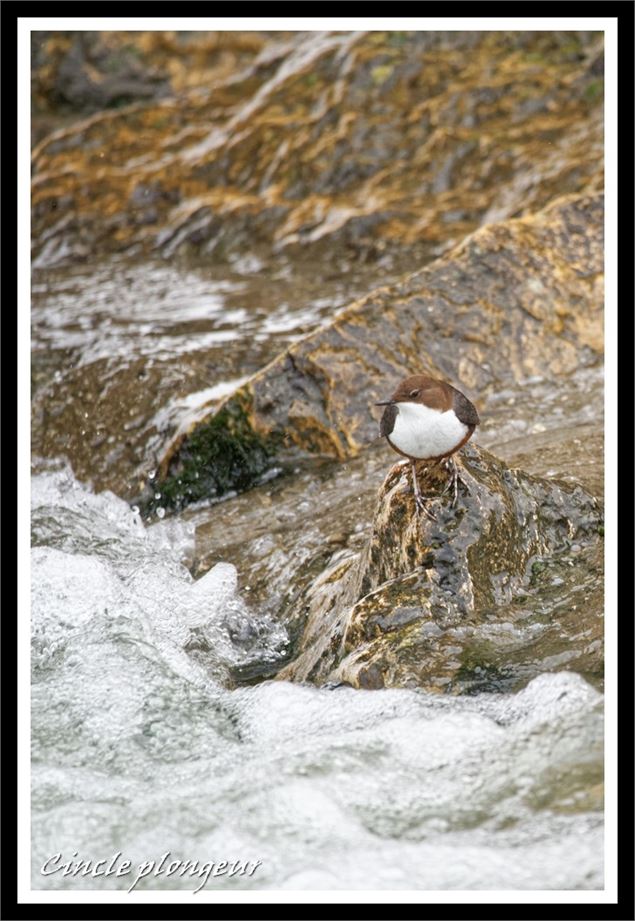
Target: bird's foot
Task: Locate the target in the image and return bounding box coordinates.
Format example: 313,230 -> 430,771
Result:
442,457 -> 468,507
414,494 -> 437,520
410,462 -> 437,519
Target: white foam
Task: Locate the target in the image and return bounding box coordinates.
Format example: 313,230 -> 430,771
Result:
30,469 -> 604,892
31,466 -> 288,683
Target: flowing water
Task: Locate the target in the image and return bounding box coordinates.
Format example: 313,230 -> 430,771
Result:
31,465 -> 603,892
31,253 -> 604,891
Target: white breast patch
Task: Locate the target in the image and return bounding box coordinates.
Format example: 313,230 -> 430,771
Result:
387,401 -> 469,460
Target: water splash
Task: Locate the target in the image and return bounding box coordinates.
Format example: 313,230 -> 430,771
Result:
31,467 -> 602,891
31,464 -> 289,687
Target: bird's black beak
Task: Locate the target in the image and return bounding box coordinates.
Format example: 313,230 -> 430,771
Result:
375,400 -> 394,406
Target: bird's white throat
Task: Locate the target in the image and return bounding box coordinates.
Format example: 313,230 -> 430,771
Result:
388,401 -> 469,460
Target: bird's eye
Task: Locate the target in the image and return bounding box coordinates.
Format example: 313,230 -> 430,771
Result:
409,389 -> 420,398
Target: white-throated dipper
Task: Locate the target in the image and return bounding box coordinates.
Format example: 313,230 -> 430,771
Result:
375,374 -> 479,518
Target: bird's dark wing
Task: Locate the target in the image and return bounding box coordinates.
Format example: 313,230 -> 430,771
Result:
379,403 -> 398,437
452,389 -> 480,427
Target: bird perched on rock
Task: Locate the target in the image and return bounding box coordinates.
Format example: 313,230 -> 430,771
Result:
375,374 -> 479,518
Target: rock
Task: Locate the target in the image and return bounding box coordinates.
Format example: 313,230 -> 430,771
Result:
144,191 -> 603,514
144,391 -> 278,516
276,443 -> 603,692
30,31 -> 269,143
32,32 -> 169,119
32,31 -> 603,267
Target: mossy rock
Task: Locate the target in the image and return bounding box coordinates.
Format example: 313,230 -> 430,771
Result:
143,192 -> 603,514
137,389 -> 280,517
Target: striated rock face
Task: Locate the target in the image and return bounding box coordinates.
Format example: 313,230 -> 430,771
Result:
277,443 -> 603,692
32,30 -> 603,268
142,191 -> 603,515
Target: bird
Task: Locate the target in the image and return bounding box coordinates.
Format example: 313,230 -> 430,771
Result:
375,374 -> 479,518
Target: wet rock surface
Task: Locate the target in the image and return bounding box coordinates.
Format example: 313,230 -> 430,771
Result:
31,31 -> 274,145
31,253 -> 399,500
32,30 -> 602,269
31,30 -> 605,700
276,444 -> 603,692
148,191 -> 603,514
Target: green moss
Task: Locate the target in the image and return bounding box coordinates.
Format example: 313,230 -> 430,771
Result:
141,392 -> 280,517
524,52 -> 547,64
454,651 -> 514,694
584,79 -> 604,102
388,32 -> 408,46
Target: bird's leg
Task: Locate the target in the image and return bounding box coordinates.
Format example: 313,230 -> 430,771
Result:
442,456 -> 468,507
411,461 -> 437,520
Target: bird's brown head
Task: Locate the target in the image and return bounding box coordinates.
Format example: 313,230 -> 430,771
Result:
375,374 -> 452,411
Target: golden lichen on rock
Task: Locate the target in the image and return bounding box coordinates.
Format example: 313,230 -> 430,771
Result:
32,31 -> 603,267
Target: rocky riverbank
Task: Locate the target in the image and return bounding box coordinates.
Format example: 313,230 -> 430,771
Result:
32,29 -> 605,696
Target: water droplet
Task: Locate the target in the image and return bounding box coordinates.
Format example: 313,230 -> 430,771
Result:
156,507 -> 165,519
148,469 -> 157,480
131,505 -> 139,514
154,492 -> 161,500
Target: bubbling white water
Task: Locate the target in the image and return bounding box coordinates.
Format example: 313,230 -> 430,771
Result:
30,466 -> 603,892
